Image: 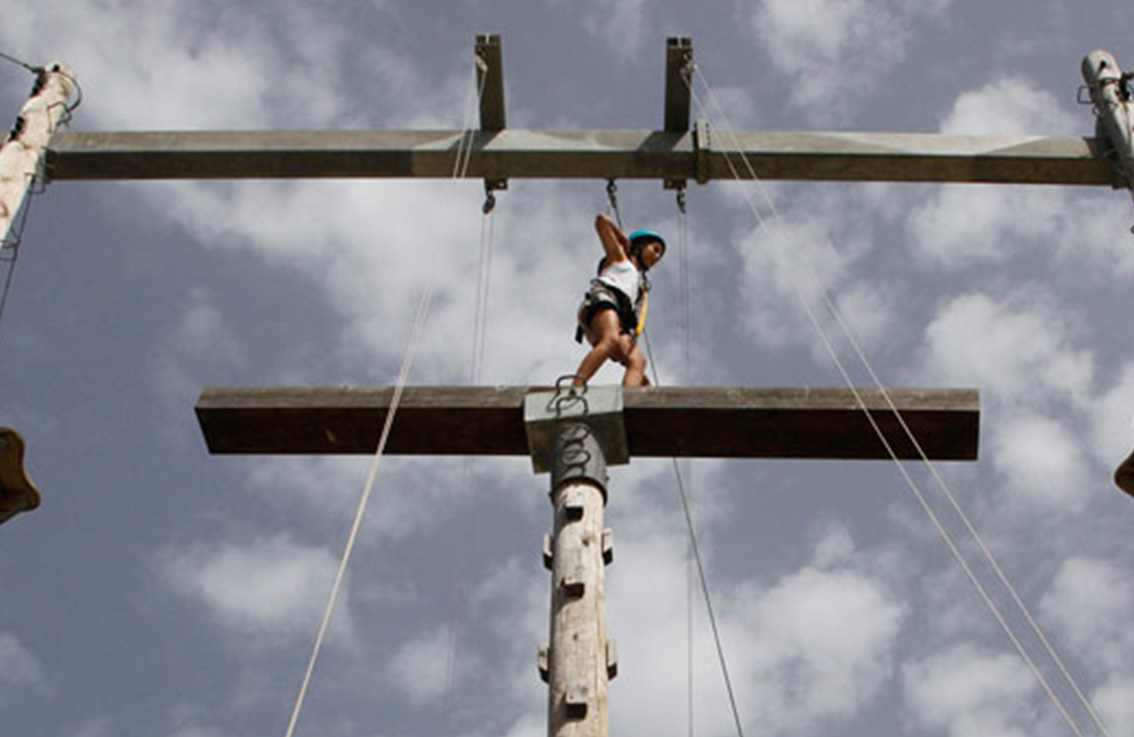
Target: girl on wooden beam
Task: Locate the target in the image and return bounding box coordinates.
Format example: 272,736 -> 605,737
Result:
573,213 -> 665,387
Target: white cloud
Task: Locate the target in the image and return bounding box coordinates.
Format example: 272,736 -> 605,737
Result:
0,632 -> 47,692
1093,675 -> 1134,737
1091,360 -> 1134,468
940,76 -> 1079,137
737,562 -> 906,728
991,412 -> 1090,511
907,185 -> 1072,266
736,214 -> 852,350
161,534 -> 354,641
608,524 -> 905,736
387,626 -> 453,705
176,287 -> 244,364
903,643 -> 1038,737
1041,556 -> 1133,673
747,0 -> 951,117
906,76 -> 1084,267
569,0 -> 655,61
918,291 -> 1094,408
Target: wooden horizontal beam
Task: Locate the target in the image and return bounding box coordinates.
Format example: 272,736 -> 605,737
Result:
46,129 -> 1114,186
195,385 -> 979,461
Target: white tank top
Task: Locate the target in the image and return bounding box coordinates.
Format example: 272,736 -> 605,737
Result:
597,260 -> 640,303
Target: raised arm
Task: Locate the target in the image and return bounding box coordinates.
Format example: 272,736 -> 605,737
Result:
595,213 -> 630,264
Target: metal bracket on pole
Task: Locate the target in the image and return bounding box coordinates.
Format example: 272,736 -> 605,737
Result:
664,36 -> 694,191
1081,50 -> 1134,191
475,33 -> 508,193
524,381 -> 628,476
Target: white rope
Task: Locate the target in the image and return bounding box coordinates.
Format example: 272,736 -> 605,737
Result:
677,195 -> 696,737
286,52 -> 489,737
439,54 -> 497,732
283,286 -> 434,737
441,204 -> 496,732
689,64 -> 1108,737
640,196 -> 748,737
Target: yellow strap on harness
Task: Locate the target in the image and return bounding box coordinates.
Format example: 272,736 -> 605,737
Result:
635,291 -> 648,337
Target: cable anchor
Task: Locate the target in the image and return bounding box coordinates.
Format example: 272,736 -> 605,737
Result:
605,179 -> 623,230
482,183 -> 496,215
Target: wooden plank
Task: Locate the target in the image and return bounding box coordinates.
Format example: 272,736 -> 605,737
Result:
46,129 -> 1113,186
195,385 -> 979,460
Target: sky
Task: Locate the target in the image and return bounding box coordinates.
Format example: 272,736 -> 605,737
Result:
1,2 -> 1134,737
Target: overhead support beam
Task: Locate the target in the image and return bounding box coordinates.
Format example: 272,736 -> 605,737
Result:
663,36 -> 694,191
195,385 -> 979,460
47,129 -> 1112,186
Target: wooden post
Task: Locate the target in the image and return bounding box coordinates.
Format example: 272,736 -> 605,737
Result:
543,423 -> 615,737
0,62 -> 76,244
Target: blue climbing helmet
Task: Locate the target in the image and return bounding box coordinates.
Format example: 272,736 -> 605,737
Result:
628,229 -> 666,262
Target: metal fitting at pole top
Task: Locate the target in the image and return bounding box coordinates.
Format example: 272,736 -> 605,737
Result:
550,422 -> 608,500
523,380 -> 629,476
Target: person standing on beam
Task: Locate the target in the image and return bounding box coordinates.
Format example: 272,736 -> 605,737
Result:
573,213 -> 666,387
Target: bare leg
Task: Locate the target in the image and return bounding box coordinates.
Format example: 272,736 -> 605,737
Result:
621,340 -> 649,387
574,310 -> 623,386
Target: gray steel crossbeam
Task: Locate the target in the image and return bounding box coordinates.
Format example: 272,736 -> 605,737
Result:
46,129 -> 1112,185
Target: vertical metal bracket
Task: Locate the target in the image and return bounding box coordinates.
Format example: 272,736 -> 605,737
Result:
602,528 -> 614,566
606,638 -> 619,680
1082,50 -> 1134,190
475,33 -> 508,192
664,36 -> 694,191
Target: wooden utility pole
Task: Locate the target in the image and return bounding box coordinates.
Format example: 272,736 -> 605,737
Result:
1,62 -> 76,244
526,387 -> 626,737
0,62 -> 75,525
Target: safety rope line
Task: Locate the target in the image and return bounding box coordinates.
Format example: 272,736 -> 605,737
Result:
640,190 -> 748,737
441,195 -> 497,733
689,64 -> 1107,737
0,50 -> 39,74
438,54 -> 497,734
826,300 -> 1115,737
284,286 -> 435,737
286,53 -> 490,737
677,192 -> 696,737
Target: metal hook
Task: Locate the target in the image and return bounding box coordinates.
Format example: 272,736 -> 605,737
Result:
676,187 -> 687,215
483,189 -> 496,215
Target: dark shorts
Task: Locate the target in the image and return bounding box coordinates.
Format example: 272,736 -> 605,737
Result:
575,280 -> 637,343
